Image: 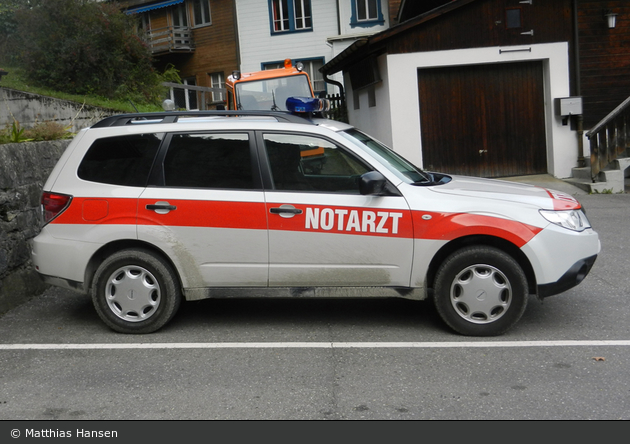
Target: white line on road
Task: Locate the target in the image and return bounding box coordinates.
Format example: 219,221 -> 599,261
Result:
1,340 -> 630,350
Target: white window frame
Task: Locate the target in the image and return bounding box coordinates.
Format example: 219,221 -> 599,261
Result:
270,0 -> 312,33
353,0 -> 380,22
171,2 -> 189,27
299,59 -> 325,94
271,0 -> 290,32
191,0 -> 211,27
356,0 -> 378,21
169,77 -> 198,111
293,0 -> 312,30
209,72 -> 225,102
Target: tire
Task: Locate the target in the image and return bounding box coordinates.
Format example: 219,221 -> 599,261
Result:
433,246 -> 528,336
91,249 -> 182,334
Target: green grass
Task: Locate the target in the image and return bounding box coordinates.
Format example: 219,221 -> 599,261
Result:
0,65 -> 162,113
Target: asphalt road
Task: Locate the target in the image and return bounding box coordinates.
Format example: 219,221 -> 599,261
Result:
0,189 -> 629,421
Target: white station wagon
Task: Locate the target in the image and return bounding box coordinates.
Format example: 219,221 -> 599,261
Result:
31,100 -> 600,335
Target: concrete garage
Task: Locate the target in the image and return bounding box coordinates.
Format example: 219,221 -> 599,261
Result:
321,0 -> 630,182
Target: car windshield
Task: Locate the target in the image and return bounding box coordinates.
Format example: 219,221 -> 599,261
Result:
340,128 -> 431,184
235,74 -> 312,111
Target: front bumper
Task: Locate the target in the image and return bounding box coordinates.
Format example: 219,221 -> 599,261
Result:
537,254 -> 597,298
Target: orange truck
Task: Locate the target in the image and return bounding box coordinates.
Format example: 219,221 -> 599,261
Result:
225,59 -> 315,111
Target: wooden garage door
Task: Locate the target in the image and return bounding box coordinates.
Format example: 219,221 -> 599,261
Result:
418,61 -> 547,178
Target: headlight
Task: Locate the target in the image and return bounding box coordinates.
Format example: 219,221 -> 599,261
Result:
539,209 -> 591,232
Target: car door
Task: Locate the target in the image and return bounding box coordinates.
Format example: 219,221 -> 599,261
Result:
137,131 -> 269,289
259,131 -> 414,287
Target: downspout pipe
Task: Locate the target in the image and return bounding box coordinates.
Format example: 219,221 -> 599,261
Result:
323,74 -> 345,106
573,0 -> 586,168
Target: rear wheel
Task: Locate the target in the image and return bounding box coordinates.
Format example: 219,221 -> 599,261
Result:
434,246 -> 528,336
91,249 -> 181,334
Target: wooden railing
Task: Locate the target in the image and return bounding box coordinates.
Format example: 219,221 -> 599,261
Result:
145,26 -> 194,55
162,82 -> 226,110
586,96 -> 630,181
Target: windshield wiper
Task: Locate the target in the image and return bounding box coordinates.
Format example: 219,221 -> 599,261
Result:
413,172 -> 452,186
413,171 -> 433,184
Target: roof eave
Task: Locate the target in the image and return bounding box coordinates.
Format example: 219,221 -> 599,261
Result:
320,0 -> 478,75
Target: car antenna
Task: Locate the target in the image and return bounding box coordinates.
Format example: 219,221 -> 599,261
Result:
129,100 -> 147,120
271,90 -> 279,111
129,100 -> 140,113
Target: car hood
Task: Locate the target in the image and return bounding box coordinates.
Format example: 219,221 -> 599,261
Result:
427,175 -> 581,210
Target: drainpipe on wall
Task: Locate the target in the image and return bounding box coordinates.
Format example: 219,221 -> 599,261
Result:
323,74 -> 346,123
323,74 -> 345,105
573,0 -> 586,168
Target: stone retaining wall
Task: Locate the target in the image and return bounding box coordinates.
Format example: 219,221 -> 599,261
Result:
1,87 -> 116,132
0,139 -> 70,313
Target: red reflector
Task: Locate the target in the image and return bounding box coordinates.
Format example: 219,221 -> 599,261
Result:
41,192 -> 72,225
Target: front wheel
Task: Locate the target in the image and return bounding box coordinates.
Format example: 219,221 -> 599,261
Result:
433,246 -> 528,336
91,249 -> 182,334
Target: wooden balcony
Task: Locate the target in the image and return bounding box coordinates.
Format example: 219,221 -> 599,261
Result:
145,26 -> 194,55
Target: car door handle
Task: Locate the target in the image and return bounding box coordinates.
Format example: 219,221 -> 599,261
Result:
146,203 -> 177,211
270,206 -> 303,216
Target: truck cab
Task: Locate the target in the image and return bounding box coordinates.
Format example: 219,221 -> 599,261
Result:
225,59 -> 315,111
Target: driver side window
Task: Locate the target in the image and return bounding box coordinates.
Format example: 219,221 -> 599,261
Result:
263,133 -> 372,193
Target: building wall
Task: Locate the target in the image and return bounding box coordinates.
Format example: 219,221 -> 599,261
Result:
577,0 -> 630,128
235,0 -> 339,71
347,43 -> 579,179
235,0 -> 394,90
121,0 -> 239,96
343,53 -> 392,147
336,0 -> 393,37
173,0 -> 239,88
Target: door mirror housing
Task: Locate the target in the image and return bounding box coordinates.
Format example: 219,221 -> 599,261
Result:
360,171 -> 388,195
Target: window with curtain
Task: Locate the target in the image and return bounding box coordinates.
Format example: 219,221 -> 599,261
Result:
270,0 -> 312,33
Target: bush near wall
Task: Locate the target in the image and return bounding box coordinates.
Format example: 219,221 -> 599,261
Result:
0,139 -> 70,314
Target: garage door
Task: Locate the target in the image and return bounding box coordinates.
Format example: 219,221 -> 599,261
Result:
418,61 -> 547,178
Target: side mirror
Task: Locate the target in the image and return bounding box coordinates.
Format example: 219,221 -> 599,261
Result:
359,171 -> 387,195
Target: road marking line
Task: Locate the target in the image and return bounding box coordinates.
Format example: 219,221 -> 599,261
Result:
1,340 -> 630,350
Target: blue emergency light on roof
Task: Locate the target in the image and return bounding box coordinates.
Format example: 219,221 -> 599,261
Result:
286,97 -> 331,114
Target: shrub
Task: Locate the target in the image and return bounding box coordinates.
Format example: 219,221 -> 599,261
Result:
23,121 -> 73,141
1,120 -> 73,144
8,0 -> 164,103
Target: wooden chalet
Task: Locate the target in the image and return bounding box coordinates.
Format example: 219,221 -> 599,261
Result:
120,0 -> 239,109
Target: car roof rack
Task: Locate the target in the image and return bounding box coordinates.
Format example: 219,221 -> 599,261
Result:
91,110 -> 312,128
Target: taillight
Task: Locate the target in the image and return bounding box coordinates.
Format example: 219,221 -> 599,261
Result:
41,192 -> 72,225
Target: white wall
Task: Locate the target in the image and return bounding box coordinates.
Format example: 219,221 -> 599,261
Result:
336,0 -> 392,37
347,42 -> 579,178
344,53 -> 393,147
234,0 -> 393,92
235,0 -> 339,73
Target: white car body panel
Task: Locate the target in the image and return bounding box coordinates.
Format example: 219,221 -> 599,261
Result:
31,114 -> 601,309
520,223 -> 600,285
137,188 -> 269,288
265,191 -> 413,287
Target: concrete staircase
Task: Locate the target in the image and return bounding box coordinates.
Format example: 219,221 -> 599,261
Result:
567,157 -> 630,194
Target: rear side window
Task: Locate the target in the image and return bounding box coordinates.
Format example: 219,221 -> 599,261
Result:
163,133 -> 254,189
78,134 -> 162,187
